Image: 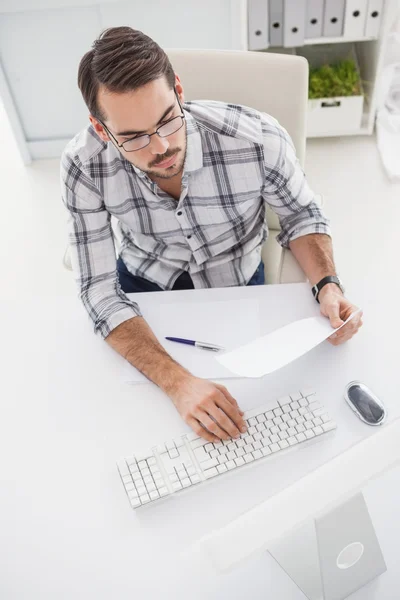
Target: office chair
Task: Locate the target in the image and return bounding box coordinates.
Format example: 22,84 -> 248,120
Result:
64,49 -> 317,284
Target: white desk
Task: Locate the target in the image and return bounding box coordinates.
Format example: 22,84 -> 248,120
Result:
1,283 -> 399,599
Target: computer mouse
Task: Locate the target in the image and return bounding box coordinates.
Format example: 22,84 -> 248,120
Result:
344,381 -> 387,426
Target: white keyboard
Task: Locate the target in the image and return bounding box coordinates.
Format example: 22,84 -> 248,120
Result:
117,388 -> 337,509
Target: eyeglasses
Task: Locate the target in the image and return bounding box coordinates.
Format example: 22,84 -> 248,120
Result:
98,89 -> 185,152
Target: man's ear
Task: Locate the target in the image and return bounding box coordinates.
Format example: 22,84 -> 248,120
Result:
174,73 -> 185,104
89,115 -> 110,143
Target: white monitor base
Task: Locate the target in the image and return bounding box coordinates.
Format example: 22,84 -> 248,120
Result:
267,492 -> 387,600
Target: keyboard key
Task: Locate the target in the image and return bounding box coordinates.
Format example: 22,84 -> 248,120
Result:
273,416 -> 283,425
299,407 -> 307,415
253,441 -> 262,450
299,398 -> 308,407
181,478 -> 191,488
270,426 -> 279,434
131,498 -> 142,508
248,426 -> 257,435
313,418 -> 323,426
304,430 -> 315,439
173,481 -> 183,490
257,414 -> 266,423
279,431 -> 289,440
244,443 -> 254,453
226,460 -> 236,469
227,451 -> 237,461
190,475 -> 201,484
235,457 -> 245,467
273,407 -> 283,417
256,423 -> 265,432
288,419 -> 297,427
262,446 -> 271,456
236,439 -> 245,448
287,427 -> 297,437
282,405 -> 291,414
270,434 -> 279,444
278,440 -> 289,449
248,417 -> 258,426
219,446 -> 229,454
278,395 -> 291,406
159,487 -> 169,496
190,437 -> 206,449
252,450 -> 262,460
236,447 -> 245,457
150,491 -> 159,500
244,454 -> 254,463
217,464 -> 227,473
287,437 -> 297,446
200,459 -> 219,470
266,410 -> 275,419
290,401 -> 300,410
296,424 -> 306,433
187,466 -> 196,476
146,482 -> 156,492
290,391 -> 303,402
204,468 -> 219,479
269,443 -> 280,453
296,432 -> 306,443
141,494 -> 151,503
261,437 -> 271,447
279,422 -> 288,431
290,410 -> 300,419
227,442 -> 237,452
322,421 -> 336,432
169,449 -> 179,459
313,426 -> 324,436
219,454 -> 228,463
254,432 -> 263,440
210,449 -> 219,458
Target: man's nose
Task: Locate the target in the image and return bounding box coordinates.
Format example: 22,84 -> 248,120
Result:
149,133 -> 169,155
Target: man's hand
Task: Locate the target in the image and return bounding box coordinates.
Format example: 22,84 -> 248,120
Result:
169,375 -> 248,443
318,284 -> 363,346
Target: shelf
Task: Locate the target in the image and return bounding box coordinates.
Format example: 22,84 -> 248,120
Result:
303,35 -> 378,46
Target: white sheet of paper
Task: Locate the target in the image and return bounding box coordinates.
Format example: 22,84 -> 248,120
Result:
216,309 -> 361,378
122,299 -> 260,384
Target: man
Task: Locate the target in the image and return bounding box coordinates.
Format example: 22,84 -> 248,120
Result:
61,27 -> 362,443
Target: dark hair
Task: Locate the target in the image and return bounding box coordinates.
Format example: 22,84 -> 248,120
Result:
78,27 -> 176,121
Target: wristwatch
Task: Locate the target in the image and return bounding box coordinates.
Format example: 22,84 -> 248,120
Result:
312,275 -> 345,304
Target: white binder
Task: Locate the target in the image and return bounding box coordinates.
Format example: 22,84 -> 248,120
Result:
323,0 -> 346,37
343,0 -> 368,38
365,0 -> 384,37
248,0 -> 269,50
269,0 -> 284,46
283,0 -> 306,47
305,0 -> 325,39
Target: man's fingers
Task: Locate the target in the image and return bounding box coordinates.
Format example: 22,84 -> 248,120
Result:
187,417 -> 220,443
214,383 -> 245,416
214,394 -> 247,433
196,411 -> 232,441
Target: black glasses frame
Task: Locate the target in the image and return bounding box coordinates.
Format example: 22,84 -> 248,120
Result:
98,88 -> 185,152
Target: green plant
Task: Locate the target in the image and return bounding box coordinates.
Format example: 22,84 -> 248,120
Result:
309,58 -> 362,99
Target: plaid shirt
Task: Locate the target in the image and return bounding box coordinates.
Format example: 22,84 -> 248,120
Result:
61,101 -> 330,338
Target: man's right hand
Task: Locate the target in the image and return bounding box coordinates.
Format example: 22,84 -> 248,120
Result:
169,375 -> 248,443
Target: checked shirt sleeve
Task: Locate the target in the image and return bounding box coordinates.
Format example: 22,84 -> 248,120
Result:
60,153 -> 142,338
261,116 -> 331,248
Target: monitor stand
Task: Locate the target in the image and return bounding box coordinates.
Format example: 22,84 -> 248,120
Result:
267,492 -> 387,600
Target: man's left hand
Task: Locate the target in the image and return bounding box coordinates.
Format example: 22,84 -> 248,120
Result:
318,284 -> 363,346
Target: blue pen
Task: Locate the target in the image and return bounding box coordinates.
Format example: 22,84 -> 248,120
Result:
165,337 -> 225,352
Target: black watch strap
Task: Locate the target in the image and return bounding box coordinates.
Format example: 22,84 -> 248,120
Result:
312,276 -> 344,303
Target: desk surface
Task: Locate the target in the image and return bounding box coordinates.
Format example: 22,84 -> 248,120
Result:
1,283 -> 399,600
